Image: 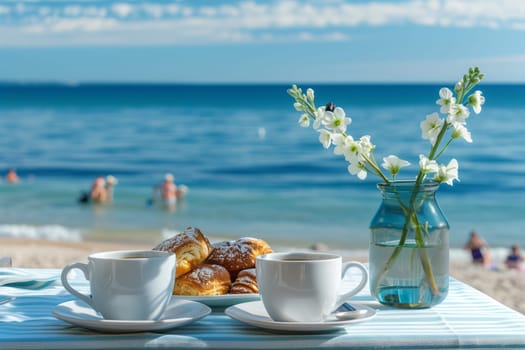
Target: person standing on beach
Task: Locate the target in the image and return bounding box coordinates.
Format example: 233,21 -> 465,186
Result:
464,231 -> 492,268
153,173 -> 178,210
5,168 -> 20,184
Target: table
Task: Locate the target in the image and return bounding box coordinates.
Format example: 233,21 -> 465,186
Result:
1,268 -> 525,349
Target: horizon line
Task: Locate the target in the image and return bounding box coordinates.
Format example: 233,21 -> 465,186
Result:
1,80 -> 523,86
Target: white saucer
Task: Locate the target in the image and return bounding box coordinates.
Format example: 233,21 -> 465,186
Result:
53,298 -> 211,333
225,301 -> 376,332
172,293 -> 260,307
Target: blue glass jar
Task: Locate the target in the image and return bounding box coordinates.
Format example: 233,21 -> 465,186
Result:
369,180 -> 449,308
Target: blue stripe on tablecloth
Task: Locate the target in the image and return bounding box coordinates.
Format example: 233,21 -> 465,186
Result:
1,269 -> 525,349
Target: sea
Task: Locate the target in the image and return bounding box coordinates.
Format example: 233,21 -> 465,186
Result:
0,83 -> 524,260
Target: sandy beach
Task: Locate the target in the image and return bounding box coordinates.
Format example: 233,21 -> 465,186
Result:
1,237 -> 523,315
0,238 -> 153,269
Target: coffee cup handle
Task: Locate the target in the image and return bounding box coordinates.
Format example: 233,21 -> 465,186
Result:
61,262 -> 94,309
336,261 -> 368,305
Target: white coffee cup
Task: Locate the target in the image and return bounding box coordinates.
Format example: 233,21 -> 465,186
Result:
61,250 -> 176,320
256,252 -> 368,322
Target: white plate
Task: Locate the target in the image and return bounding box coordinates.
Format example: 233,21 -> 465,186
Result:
225,301 -> 376,332
53,298 -> 211,333
172,293 -> 260,307
0,268 -> 58,289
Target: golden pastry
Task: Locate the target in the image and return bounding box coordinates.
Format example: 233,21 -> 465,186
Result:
230,268 -> 258,294
174,264 -> 231,296
154,227 -> 212,278
206,237 -> 272,280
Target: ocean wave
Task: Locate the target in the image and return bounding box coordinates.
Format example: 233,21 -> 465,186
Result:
0,224 -> 82,242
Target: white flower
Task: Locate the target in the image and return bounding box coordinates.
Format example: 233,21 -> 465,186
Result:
348,161 -> 367,180
313,107 -> 325,129
447,104 -> 470,124
451,122 -> 472,143
467,90 -> 485,114
289,67 -> 484,185
318,129 -> 332,149
307,88 -> 315,102
298,114 -> 310,127
323,107 -> 351,133
345,140 -> 362,163
381,155 -> 410,177
332,134 -> 360,162
433,159 -> 459,186
333,134 -> 351,154
419,154 -> 438,174
420,112 -> 444,145
436,88 -> 456,114
293,102 -> 303,111
358,135 -> 374,158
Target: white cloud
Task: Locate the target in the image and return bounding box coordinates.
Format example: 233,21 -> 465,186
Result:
112,3 -> 134,18
253,30 -> 350,43
141,4 -> 164,19
49,18 -> 117,33
63,6 -> 83,17
1,0 -> 525,46
0,5 -> 10,15
15,3 -> 27,15
38,7 -> 51,17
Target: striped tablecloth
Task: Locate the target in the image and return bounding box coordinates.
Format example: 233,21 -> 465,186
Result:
1,268 -> 525,349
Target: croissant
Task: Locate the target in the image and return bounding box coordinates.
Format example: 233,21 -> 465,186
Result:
174,264 -> 231,296
230,268 -> 258,294
154,227 -> 212,278
205,237 -> 272,280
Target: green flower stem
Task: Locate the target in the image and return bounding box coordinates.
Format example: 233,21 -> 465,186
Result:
402,73 -> 484,297
418,246 -> 439,295
429,123 -> 450,161
361,154 -> 390,183
395,173 -> 440,297
434,137 -> 454,161
412,207 -> 440,295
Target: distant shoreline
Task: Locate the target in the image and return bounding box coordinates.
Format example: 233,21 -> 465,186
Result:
0,225 -> 516,265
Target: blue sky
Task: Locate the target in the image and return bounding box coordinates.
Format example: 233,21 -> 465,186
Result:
0,0 -> 524,83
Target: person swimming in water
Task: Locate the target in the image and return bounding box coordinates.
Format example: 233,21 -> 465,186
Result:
89,176 -> 108,203
105,175 -> 118,202
79,175 -> 117,204
5,168 -> 20,184
153,173 -> 178,210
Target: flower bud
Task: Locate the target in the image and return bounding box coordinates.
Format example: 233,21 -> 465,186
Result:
294,102 -> 304,111
307,88 -> 314,102
454,81 -> 462,93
